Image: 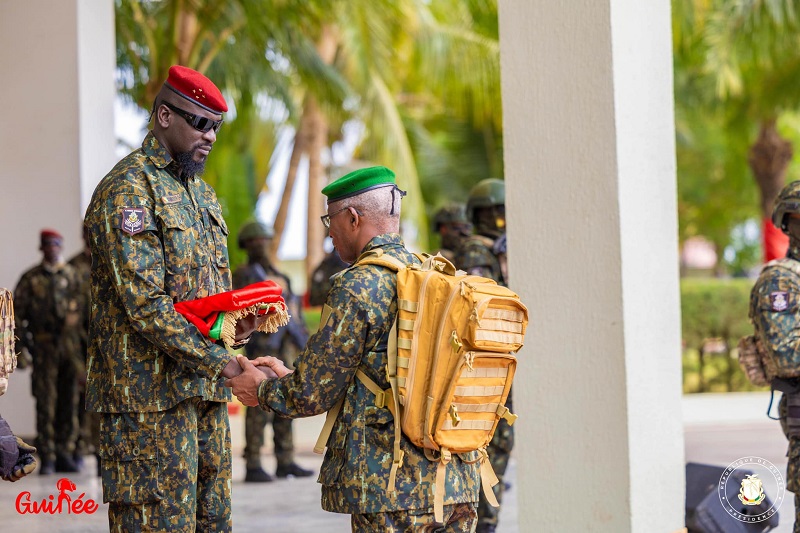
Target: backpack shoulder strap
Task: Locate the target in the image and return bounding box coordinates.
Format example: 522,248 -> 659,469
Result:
355,248 -> 406,272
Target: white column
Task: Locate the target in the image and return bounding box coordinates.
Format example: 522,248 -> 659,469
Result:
0,0 -> 116,288
499,1 -> 684,531
0,0 -> 116,435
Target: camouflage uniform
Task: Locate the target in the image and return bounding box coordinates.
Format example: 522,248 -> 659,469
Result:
309,250 -> 348,307
454,232 -> 510,532
85,131 -> 233,532
258,234 -> 480,522
67,250 -> 101,458
751,242 -> 800,532
233,261 -> 309,473
13,260 -> 81,465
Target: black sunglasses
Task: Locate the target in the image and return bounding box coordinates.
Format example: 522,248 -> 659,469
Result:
162,101 -> 223,133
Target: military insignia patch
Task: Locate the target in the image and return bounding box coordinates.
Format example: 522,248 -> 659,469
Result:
121,208 -> 144,235
770,291 -> 790,312
162,194 -> 182,204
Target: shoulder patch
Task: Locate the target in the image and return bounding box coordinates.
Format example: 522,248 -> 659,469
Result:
120,207 -> 145,235
770,291 -> 790,312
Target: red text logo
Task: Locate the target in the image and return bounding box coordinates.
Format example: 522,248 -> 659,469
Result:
15,477 -> 99,515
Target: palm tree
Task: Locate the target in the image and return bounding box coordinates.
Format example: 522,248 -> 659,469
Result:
673,0 -> 800,263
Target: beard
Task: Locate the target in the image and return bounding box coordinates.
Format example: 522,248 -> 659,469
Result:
175,146 -> 209,178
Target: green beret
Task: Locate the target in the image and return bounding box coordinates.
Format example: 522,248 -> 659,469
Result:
322,166 -> 399,203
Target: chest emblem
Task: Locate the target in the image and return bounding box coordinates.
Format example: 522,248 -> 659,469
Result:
770,291 -> 790,312
162,194 -> 182,204
121,208 -> 145,235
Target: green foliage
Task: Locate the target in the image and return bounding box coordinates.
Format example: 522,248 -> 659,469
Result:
672,0 -> 800,273
680,277 -> 768,393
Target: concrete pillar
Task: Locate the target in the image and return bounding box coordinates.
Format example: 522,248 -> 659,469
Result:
499,1 -> 684,531
0,0 -> 116,288
0,0 -> 116,434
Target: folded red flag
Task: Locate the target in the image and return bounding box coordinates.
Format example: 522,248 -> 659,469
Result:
174,281 -> 290,346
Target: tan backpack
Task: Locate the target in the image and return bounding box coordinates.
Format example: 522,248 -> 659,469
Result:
316,251 -> 528,521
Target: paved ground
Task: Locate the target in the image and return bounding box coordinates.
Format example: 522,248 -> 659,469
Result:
0,392 -> 792,532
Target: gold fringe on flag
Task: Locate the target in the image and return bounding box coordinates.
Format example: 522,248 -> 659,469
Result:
219,302 -> 290,347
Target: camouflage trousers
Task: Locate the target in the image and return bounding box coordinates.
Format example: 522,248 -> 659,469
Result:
31,337 -> 80,462
351,503 -> 477,532
243,406 -> 295,469
99,398 -> 232,532
477,418 -> 514,529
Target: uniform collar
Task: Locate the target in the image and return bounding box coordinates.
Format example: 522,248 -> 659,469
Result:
360,233 -> 405,255
142,131 -> 173,170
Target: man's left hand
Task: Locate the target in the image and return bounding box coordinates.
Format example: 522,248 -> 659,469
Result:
224,355 -> 268,407
233,313 -> 270,343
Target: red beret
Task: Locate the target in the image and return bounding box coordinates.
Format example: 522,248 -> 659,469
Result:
164,65 -> 228,114
40,229 -> 63,242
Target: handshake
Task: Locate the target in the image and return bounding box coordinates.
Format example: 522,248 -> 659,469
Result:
224,355 -> 292,408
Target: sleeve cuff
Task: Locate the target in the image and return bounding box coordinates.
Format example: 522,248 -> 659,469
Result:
257,379 -> 273,412
203,342 -> 234,381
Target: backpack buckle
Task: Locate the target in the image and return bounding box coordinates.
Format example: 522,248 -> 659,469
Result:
374,390 -> 386,409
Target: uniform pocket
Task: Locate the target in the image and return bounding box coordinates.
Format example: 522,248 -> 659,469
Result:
99,417 -> 162,504
206,206 -> 230,270
157,205 -> 205,272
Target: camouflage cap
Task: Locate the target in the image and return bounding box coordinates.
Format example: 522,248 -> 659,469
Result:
237,221 -> 274,248
773,181 -> 800,232
322,166 -> 404,204
432,204 -> 468,231
466,178 -> 505,222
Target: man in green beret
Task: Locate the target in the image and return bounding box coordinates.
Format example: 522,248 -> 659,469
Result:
226,166 -> 481,530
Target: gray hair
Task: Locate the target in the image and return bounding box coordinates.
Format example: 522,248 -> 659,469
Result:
334,186 -> 403,232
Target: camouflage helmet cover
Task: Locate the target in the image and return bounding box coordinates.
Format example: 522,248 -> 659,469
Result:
237,220 -> 274,248
466,178 -> 505,222
432,204 -> 468,231
772,181 -> 800,232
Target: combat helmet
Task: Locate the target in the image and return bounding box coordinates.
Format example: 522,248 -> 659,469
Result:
466,179 -> 505,223
432,204 -> 468,232
237,221 -> 274,249
772,181 -> 800,233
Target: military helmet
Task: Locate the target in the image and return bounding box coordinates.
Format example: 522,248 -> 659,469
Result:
466,179 -> 505,222
237,221 -> 274,248
772,181 -> 800,233
432,204 -> 468,232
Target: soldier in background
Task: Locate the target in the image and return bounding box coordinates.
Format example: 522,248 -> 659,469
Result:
453,179 -> 511,533
13,229 -> 81,475
308,237 -> 348,307
67,224 -> 100,474
750,181 -> 800,532
233,221 -> 314,482
432,204 -> 472,264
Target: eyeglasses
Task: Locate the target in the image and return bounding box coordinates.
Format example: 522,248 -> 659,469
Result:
321,206 -> 363,228
162,101 -> 223,133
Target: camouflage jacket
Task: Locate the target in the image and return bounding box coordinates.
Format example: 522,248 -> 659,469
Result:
84,131 -> 232,413
232,261 -> 308,359
750,250 -> 800,378
453,233 -> 504,285
14,260 -> 80,351
258,233 -> 480,514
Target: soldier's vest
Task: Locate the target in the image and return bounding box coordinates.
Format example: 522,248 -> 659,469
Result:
317,251 -> 528,522
0,289 -> 17,397
742,258 -> 800,384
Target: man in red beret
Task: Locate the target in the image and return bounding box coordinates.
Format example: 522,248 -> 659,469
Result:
84,65 -> 257,532
13,229 -> 83,475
